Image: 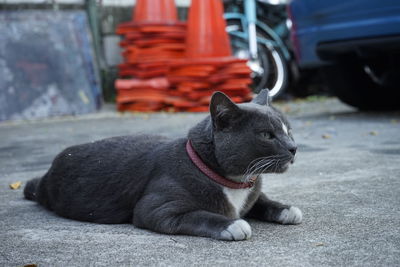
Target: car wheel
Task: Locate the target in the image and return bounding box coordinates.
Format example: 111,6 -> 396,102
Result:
322,61 -> 400,110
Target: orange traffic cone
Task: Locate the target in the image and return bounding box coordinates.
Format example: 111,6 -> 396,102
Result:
116,0 -> 184,35
185,0 -> 232,59
133,0 -> 179,25
115,0 -> 187,112
116,0 -> 253,113
165,0 -> 253,111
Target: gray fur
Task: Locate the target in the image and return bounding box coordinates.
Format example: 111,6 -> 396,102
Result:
23,89 -> 301,241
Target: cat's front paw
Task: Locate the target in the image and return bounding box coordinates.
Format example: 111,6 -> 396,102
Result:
277,206 -> 302,225
220,219 -> 252,241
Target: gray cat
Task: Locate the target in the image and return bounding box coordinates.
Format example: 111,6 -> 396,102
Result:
24,89 -> 302,241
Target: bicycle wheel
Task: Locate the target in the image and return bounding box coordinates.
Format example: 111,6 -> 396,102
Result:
226,18 -> 289,97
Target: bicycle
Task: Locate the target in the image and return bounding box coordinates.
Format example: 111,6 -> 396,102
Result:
224,0 -> 292,97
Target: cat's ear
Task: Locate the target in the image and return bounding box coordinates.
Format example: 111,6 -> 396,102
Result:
252,89 -> 271,106
210,91 -> 241,130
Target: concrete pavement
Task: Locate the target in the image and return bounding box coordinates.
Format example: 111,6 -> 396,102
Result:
1,98 -> 399,266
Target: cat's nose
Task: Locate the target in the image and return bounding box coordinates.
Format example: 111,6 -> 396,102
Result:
289,147 -> 297,156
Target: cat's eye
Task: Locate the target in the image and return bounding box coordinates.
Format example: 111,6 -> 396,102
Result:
260,131 -> 274,140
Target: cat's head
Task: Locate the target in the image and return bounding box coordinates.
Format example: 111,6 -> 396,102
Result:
210,89 -> 297,179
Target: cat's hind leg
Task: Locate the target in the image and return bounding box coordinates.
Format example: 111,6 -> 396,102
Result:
133,194 -> 251,241
245,192 -> 302,225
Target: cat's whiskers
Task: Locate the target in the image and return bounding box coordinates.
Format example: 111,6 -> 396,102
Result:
242,156 -> 275,178
258,160 -> 278,175
245,162 -> 274,181
243,157 -> 274,178
273,159 -> 281,172
272,155 -> 292,172
257,155 -> 285,175
242,155 -> 287,182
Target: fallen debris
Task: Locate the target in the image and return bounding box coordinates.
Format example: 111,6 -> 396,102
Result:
9,181 -> 22,190
322,134 -> 331,139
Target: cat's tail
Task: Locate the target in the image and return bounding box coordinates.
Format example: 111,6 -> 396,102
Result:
23,177 -> 41,201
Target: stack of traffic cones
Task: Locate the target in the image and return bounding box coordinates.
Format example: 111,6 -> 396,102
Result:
167,59 -> 252,111
115,0 -> 252,112
115,0 -> 185,111
166,0 -> 252,111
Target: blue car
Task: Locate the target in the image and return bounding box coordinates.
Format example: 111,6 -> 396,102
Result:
288,0 -> 400,110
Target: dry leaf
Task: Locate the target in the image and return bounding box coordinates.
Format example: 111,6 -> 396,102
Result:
322,134 -> 331,139
369,131 -> 378,136
24,264 -> 37,267
9,181 -> 22,190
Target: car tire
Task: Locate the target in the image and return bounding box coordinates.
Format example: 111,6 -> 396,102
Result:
322,61 -> 400,110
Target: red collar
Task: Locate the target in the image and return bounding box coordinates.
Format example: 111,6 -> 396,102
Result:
186,140 -> 256,189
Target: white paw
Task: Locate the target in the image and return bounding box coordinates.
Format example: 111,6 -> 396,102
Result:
278,206 -> 303,225
220,219 -> 252,241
